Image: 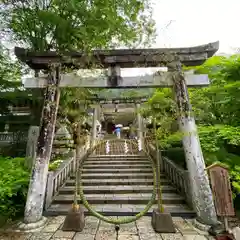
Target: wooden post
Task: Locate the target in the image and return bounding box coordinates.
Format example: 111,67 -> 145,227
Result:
45,172 -> 54,209
170,61 -> 218,226
24,66 -> 61,224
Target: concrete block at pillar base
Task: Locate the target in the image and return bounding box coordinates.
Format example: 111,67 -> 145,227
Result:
193,218 -> 212,232
151,209 -> 176,233
62,206 -> 85,232
16,217 -> 48,232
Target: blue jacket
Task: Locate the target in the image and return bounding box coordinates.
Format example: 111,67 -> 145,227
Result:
115,127 -> 121,133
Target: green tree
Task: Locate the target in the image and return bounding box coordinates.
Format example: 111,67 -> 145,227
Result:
1,0 -> 155,51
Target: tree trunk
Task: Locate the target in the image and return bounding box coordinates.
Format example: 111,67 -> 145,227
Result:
172,69 -> 218,226
24,67 -> 61,224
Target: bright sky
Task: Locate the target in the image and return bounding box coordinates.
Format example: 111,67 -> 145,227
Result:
151,0 -> 239,53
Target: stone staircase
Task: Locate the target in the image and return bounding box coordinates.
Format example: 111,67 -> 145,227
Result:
45,154 -> 195,218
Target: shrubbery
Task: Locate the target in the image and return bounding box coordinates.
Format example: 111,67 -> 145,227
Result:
159,125 -> 240,199
0,156 -> 29,223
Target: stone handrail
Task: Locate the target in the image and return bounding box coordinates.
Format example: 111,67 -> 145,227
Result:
147,143 -> 193,208
161,156 -> 193,208
0,132 -> 28,142
0,132 -> 12,141
45,147 -> 86,209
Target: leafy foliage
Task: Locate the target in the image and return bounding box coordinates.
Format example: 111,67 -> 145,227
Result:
48,159 -> 63,171
1,0 -> 156,51
0,157 -> 29,220
0,45 -> 21,90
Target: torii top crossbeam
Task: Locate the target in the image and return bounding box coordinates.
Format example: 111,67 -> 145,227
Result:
14,41 -> 219,70
88,96 -> 148,104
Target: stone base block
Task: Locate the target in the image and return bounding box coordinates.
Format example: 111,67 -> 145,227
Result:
151,208 -> 176,233
62,205 -> 85,232
193,219 -> 212,232
16,217 -> 48,232
193,218 -> 224,236
208,224 -> 226,236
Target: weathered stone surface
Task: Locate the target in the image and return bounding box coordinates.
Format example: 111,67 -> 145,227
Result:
25,126 -> 39,170
152,209 -> 176,233
172,67 -> 218,226
29,233 -> 53,240
50,238 -> 71,240
139,233 -> 163,240
183,236 -> 208,240
161,233 -> 183,240
73,234 -> 95,240
97,221 -> 115,234
0,232 -> 33,240
24,77 -> 60,224
42,223 -> 61,233
48,216 -> 65,224
95,231 -> 116,240
185,220 -> 209,236
46,150 -> 195,218
119,222 -> 138,234
15,41 -> 219,70
24,72 -> 210,88
173,218 -> 197,235
118,235 -> 139,240
191,219 -> 211,232
136,217 -> 155,234
17,217 -> 48,231
53,230 -> 75,238
0,215 -> 217,240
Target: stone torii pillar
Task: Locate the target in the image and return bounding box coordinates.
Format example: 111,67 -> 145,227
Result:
91,106 -> 98,147
136,103 -> 144,149
169,60 -> 219,227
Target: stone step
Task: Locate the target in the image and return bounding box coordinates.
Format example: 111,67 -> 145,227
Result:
83,161 -> 150,165
59,185 -> 176,194
88,155 -> 145,158
45,203 -> 195,218
81,168 -> 153,173
88,155 -> 147,159
78,173 -> 154,179
53,193 -> 185,204
87,157 -> 149,162
82,164 -> 152,169
65,178 -> 169,186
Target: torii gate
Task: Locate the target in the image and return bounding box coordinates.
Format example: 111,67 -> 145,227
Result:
15,41 -> 219,228
87,96 -> 148,144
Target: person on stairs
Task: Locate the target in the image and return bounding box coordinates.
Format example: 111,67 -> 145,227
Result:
115,127 -> 121,139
